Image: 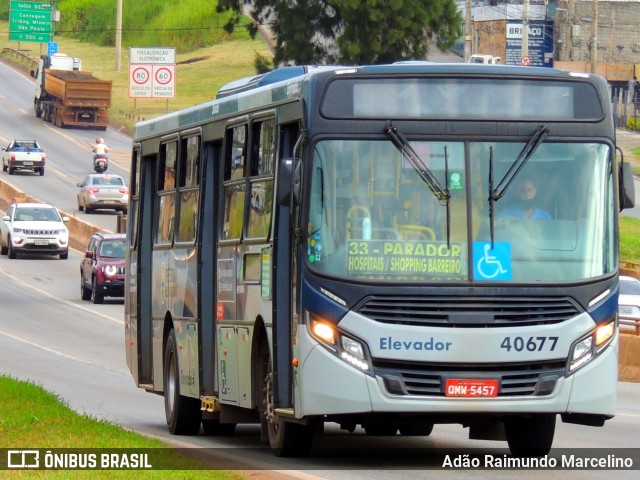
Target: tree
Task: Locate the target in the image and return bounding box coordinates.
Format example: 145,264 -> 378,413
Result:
217,0 -> 245,34
249,1 -> 342,65
232,0 -> 462,65
336,0 -> 463,64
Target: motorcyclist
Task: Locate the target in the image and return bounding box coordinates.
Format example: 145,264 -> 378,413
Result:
92,138 -> 109,166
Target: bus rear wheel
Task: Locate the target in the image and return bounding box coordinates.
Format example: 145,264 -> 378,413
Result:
164,328 -> 201,435
505,414 -> 555,457
262,360 -> 313,457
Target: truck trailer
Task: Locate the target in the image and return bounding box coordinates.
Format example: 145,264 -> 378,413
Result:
31,54 -> 112,130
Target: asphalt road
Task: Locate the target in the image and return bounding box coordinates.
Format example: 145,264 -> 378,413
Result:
0,61 -> 132,233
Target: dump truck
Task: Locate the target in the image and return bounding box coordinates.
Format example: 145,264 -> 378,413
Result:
31,54 -> 112,130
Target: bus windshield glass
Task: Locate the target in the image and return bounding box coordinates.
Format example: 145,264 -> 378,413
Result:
307,139 -> 615,283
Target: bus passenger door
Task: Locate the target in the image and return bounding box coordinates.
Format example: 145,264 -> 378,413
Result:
217,124 -> 246,402
126,150 -> 155,387
271,121 -> 301,410
199,141 -> 219,396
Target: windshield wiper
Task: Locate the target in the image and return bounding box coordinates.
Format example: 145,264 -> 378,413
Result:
487,125 -> 549,247
384,121 -> 450,203
384,121 -> 451,247
490,125 -> 549,202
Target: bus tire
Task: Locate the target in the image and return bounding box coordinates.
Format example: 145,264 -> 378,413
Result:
262,356 -> 313,457
202,419 -> 236,436
164,329 -> 201,435
505,414 -> 555,457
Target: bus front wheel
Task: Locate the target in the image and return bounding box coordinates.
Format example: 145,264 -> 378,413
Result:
262,360 -> 313,457
164,329 -> 201,435
505,414 -> 555,457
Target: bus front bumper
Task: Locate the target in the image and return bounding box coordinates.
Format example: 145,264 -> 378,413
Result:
298,334 -> 617,419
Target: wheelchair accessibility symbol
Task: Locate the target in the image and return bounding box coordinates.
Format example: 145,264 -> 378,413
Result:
473,242 -> 511,280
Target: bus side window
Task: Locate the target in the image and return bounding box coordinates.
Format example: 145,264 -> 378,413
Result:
156,141 -> 177,245
246,119 -> 275,239
176,135 -> 200,244
222,125 -> 247,240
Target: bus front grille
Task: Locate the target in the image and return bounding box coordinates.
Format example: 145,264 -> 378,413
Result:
356,296 -> 582,327
374,359 -> 566,397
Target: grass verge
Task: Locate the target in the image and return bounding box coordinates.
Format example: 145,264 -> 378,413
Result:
0,20 -> 273,134
620,216 -> 640,263
0,375 -> 245,479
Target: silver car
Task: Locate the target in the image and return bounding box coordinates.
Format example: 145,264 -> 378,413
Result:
77,174 -> 129,214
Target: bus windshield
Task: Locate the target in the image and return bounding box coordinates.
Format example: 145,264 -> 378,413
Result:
307,139 -> 615,283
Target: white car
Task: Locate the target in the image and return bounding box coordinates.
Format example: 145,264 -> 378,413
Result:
619,275 -> 640,333
1,139 -> 46,175
0,202 -> 70,259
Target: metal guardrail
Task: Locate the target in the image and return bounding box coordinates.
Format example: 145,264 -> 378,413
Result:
621,260 -> 640,273
620,318 -> 640,336
620,262 -> 640,335
1,47 -> 38,70
620,263 -> 640,335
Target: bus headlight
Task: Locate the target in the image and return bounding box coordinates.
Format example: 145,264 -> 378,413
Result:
311,319 -> 336,346
567,321 -> 615,374
307,311 -> 371,373
340,336 -> 369,371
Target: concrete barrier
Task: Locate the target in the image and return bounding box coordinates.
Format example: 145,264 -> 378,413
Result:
0,177 -> 110,252
619,334 -> 640,382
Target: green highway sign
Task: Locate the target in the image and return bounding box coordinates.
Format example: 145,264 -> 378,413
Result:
9,1 -> 53,43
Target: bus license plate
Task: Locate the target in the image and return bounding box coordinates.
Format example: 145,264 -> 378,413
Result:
445,379 -> 499,397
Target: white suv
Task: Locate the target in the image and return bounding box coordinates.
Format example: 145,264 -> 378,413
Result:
0,202 -> 70,259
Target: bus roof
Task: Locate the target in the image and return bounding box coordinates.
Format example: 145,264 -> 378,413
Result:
133,64 -> 606,141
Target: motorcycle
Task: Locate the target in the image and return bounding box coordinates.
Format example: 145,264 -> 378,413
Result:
94,154 -> 109,173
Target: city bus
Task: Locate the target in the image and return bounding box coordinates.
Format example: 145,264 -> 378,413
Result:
125,63 -> 635,457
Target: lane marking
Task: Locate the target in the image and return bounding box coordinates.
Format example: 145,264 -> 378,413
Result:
0,328 -> 128,375
0,269 -> 122,325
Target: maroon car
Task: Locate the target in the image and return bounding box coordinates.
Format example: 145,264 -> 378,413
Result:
80,232 -> 126,304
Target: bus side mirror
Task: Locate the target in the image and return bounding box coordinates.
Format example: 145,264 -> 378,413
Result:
277,158 -> 301,206
620,162 -> 635,210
